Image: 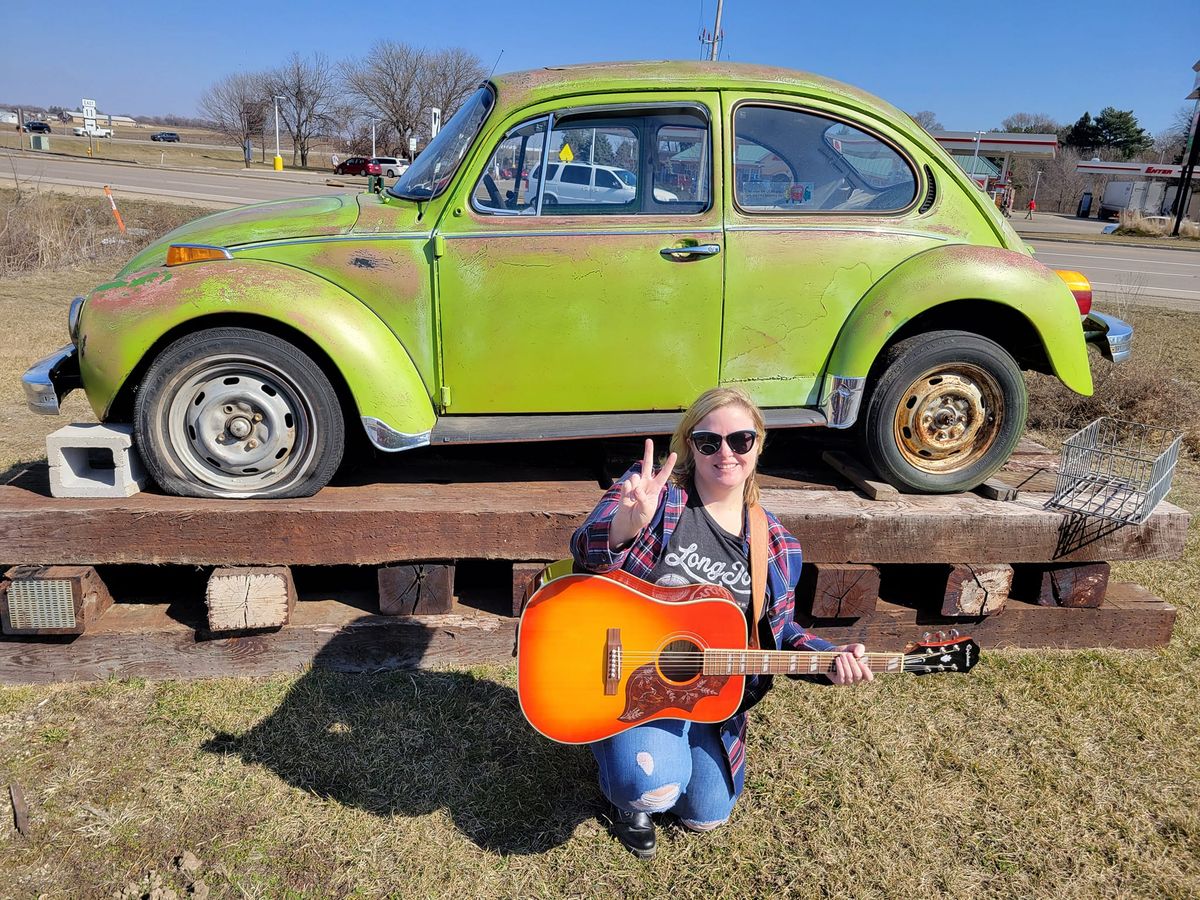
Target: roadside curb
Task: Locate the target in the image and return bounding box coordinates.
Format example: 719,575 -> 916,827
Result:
1025,234 -> 1200,254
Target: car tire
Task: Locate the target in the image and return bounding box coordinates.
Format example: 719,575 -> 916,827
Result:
133,327 -> 345,499
857,330 -> 1027,494
543,194 -> 558,205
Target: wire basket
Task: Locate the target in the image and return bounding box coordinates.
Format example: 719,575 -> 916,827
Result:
1045,417 -> 1183,525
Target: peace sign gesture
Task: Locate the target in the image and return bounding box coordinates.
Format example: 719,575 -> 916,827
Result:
608,439 -> 678,550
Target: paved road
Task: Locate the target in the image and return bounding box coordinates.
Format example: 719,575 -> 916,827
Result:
1027,240 -> 1200,309
1012,212 -> 1107,236
2,150 -> 351,205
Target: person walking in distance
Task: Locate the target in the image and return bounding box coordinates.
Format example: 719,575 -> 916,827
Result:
1025,197 -> 1036,219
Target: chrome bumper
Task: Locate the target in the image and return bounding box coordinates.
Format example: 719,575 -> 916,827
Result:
22,344 -> 81,414
1083,311 -> 1133,364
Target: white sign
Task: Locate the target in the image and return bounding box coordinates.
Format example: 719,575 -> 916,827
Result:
82,98 -> 96,113
82,98 -> 97,130
409,136 -> 417,154
431,107 -> 442,138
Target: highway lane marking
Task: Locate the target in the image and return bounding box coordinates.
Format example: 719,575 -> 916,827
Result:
1033,251 -> 1200,268
1090,282 -> 1200,296
1055,264 -> 1197,279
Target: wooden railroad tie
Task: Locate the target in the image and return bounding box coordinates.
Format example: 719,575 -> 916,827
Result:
0,565 -> 114,636
512,561 -> 552,618
378,563 -> 455,616
798,563 -> 880,618
887,564 -> 1013,617
820,450 -> 900,501
1012,562 -> 1110,609
205,566 -> 296,632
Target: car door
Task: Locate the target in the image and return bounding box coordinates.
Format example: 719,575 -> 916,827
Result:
435,94 -> 724,414
719,93 -> 944,408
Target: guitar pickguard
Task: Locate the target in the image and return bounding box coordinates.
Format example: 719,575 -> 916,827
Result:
617,664 -> 731,724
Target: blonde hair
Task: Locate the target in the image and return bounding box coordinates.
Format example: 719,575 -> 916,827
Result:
669,387 -> 766,507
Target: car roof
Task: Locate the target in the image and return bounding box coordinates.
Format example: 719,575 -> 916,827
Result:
490,61 -> 907,125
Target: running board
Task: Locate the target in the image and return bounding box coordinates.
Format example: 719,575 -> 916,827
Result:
428,407 -> 827,445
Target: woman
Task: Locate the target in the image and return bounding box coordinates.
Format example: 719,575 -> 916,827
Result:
571,387 -> 873,859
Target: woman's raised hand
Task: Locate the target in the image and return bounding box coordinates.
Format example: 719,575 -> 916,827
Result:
608,439 -> 678,550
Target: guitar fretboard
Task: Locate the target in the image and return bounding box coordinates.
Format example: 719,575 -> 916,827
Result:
702,650 -> 906,676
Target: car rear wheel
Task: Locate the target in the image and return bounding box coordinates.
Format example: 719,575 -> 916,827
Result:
134,327 -> 344,499
858,330 -> 1027,494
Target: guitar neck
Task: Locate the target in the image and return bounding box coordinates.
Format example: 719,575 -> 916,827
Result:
702,649 -> 907,677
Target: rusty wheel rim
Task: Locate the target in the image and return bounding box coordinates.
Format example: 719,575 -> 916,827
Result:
892,363 -> 1004,474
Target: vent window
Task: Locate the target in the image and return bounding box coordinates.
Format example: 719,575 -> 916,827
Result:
918,166 -> 936,214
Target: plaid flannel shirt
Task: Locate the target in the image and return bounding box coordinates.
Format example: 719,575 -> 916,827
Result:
570,462 -> 836,794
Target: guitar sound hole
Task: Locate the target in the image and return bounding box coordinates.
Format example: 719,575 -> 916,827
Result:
658,639 -> 702,683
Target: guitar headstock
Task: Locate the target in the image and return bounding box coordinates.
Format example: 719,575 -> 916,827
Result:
902,630 -> 980,675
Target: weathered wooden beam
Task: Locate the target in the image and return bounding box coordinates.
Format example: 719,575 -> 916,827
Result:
1014,562 -> 1111,608
798,563 -> 880,618
0,583 -> 1173,684
940,564 -> 1013,617
0,475 -> 1186,566
205,566 -> 296,632
974,478 -> 1019,502
0,565 -> 113,636
821,450 -> 900,501
378,564 -> 454,616
512,562 -> 550,618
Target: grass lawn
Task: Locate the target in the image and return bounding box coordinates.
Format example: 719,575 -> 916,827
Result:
0,194 -> 1197,897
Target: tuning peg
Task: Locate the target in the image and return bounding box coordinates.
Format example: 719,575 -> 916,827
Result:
933,630 -> 946,641
921,631 -> 932,642
948,628 -> 960,639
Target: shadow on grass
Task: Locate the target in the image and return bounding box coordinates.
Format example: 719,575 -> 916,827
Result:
201,628 -> 599,855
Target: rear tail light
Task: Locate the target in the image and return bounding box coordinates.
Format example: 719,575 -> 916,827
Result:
1055,269 -> 1092,316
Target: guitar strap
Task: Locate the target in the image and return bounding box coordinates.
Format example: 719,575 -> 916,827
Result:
748,503 -> 768,650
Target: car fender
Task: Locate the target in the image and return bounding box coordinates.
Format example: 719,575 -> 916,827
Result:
823,243 -> 1093,406
77,259 -> 436,443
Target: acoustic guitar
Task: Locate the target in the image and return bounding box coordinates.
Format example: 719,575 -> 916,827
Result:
517,569 -> 979,744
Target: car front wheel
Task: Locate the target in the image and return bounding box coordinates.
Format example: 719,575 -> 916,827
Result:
858,330 -> 1027,494
134,327 -> 344,499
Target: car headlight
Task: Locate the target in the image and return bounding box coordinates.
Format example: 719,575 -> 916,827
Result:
68,296 -> 85,344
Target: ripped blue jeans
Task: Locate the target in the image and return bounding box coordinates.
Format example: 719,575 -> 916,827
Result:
591,720 -> 742,831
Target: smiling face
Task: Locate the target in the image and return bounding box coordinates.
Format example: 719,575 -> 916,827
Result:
689,403 -> 761,500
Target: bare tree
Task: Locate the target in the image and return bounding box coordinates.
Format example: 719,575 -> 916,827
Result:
342,42 -> 484,156
199,72 -> 269,166
265,52 -> 341,167
998,112 -> 1060,134
909,110 -> 943,132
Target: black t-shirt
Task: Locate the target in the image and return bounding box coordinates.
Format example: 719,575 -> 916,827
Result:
647,491 -> 750,611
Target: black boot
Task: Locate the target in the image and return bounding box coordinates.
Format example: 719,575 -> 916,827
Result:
606,806 -> 656,859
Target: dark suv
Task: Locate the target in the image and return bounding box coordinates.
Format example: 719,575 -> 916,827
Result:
22,121 -> 51,134
333,156 -> 381,176
150,132 -> 181,142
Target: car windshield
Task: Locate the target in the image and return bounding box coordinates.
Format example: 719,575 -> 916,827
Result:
390,86 -> 494,201
616,170 -> 636,186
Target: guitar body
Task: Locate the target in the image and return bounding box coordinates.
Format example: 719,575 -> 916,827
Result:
517,570 -> 750,744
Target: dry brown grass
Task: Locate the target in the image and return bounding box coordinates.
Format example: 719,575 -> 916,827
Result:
1026,307 -> 1200,456
1114,209 -> 1200,240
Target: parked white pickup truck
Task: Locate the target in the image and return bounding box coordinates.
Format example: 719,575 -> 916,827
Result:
73,125 -> 113,138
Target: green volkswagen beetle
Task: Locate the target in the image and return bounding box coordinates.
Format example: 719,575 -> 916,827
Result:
23,61 -> 1131,499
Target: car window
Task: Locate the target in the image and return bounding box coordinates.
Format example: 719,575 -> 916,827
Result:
733,105 -> 916,213
471,117 -> 547,215
560,165 -> 590,185
595,169 -> 621,189
654,123 -> 710,210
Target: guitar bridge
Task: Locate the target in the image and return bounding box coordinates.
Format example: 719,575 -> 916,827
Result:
604,627 -> 621,696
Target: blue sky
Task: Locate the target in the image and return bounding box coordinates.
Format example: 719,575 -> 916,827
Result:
2,0 -> 1195,133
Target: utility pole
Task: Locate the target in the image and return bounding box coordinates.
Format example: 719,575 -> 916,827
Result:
971,130 -> 983,175
700,0 -> 725,60
371,119 -> 376,158
272,95 -> 284,172
1172,59 -> 1200,237
1033,170 -> 1043,204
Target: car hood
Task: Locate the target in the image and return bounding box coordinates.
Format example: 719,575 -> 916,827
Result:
118,194 -> 364,276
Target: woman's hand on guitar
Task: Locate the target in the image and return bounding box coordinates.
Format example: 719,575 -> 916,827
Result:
609,439 -> 678,550
829,643 -> 873,685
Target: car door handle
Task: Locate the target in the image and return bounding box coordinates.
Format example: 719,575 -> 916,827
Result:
660,244 -> 721,260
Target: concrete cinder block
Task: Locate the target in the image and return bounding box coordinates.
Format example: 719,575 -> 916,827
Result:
46,423 -> 147,498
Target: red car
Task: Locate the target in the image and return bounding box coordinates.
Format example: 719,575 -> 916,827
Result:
333,156 -> 381,177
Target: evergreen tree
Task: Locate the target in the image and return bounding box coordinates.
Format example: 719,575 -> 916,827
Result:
1061,112 -> 1101,154
1093,107 -> 1153,160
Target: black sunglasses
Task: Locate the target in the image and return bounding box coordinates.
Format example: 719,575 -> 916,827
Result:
690,430 -> 757,456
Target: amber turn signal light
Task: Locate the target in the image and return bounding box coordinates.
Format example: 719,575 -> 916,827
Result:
1054,269 -> 1092,316
166,244 -> 233,267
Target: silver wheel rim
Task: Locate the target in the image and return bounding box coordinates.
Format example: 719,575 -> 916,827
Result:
164,354 -> 317,492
